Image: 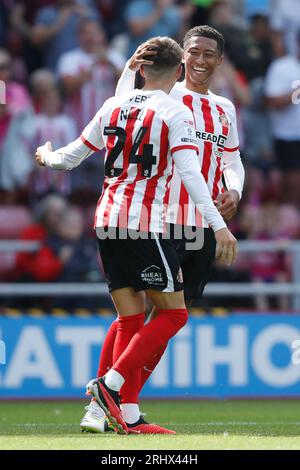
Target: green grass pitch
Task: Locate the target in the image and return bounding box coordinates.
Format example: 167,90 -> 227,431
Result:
0,400 -> 299,450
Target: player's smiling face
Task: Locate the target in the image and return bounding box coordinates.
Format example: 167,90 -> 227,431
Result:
183,36 -> 222,93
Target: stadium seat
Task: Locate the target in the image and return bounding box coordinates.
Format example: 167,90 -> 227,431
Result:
0,206 -> 32,239
0,252 -> 16,281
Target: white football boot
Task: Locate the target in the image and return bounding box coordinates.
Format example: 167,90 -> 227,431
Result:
80,399 -> 110,433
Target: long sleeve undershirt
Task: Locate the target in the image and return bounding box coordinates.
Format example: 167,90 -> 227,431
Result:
43,137 -> 94,170
222,153 -> 245,200
115,62 -> 136,97
172,148 -> 226,232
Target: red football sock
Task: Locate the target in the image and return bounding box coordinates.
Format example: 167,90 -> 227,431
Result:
97,319 -> 118,377
113,312 -> 145,404
113,308 -> 188,384
139,343 -> 167,392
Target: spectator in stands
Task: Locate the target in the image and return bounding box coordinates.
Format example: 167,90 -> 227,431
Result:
243,75 -> 275,198
264,31 -> 300,207
9,1 -> 56,73
248,201 -> 300,310
47,206 -> 103,308
57,18 -> 125,133
57,19 -> 124,196
10,0 -> 57,31
243,0 -> 270,18
209,0 -> 267,80
15,194 -> 69,283
31,87 -> 77,198
31,0 -> 100,71
270,0 -> 300,57
29,68 -> 57,113
95,0 -> 132,39
124,0 -> 189,57
47,206 -> 101,283
0,48 -> 34,201
0,0 -> 298,311
14,197 -> 102,308
189,0 -> 215,28
248,13 -> 273,79
0,1 -> 10,47
5,28 -> 28,83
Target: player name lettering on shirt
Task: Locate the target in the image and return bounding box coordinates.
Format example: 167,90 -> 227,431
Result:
129,94 -> 150,103
120,108 -> 145,121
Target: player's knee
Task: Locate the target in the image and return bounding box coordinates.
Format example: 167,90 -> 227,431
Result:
157,307 -> 188,331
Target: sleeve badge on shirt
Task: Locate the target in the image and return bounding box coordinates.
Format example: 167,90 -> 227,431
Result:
219,114 -> 229,128
184,125 -> 195,137
184,120 -> 194,126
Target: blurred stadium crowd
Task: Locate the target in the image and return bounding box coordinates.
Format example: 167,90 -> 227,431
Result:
0,0 -> 300,311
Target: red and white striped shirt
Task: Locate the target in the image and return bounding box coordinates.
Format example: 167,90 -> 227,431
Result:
166,82 -> 242,227
80,89 -> 200,232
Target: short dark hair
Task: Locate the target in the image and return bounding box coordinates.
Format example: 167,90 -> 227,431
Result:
142,36 -> 183,75
183,25 -> 225,55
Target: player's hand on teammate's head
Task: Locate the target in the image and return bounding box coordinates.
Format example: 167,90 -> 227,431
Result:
35,141 -> 52,167
214,190 -> 240,221
128,44 -> 157,72
214,227 -> 238,266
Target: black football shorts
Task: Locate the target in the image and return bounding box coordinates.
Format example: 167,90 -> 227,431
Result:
170,225 -> 216,302
97,228 -> 184,293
